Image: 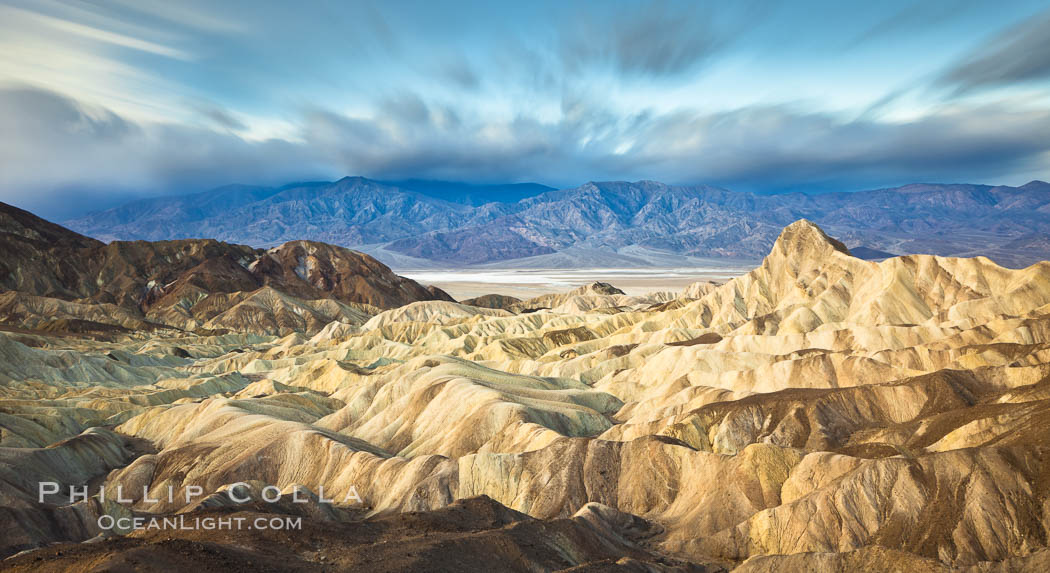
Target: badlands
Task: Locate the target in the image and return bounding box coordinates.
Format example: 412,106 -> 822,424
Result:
2,201 -> 1050,571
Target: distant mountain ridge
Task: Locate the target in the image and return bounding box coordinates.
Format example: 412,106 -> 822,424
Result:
63,177 -> 1050,268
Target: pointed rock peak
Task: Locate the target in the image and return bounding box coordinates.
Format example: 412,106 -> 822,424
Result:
771,219 -> 851,259
572,281 -> 625,296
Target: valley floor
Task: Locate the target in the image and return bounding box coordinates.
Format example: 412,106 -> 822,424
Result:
398,266 -> 751,299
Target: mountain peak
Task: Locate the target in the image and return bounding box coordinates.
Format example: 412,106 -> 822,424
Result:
335,175 -> 374,186
1,201 -> 102,250
770,219 -> 851,261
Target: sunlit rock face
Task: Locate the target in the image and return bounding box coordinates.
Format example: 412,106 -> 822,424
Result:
3,209 -> 1050,571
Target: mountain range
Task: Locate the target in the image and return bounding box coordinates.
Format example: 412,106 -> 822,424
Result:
64,177 -> 1050,268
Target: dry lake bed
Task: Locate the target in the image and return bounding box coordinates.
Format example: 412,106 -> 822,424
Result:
398,266 -> 753,300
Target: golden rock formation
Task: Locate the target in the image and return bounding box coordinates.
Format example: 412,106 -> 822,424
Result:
3,218 -> 1050,571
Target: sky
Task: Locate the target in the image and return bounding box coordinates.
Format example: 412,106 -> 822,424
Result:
1,0 -> 1050,219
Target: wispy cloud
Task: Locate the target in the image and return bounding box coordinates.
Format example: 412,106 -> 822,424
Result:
845,1 -> 978,49
0,3 -> 191,60
936,8 -> 1050,94
0,1 -> 199,123
558,1 -> 762,78
192,102 -> 248,131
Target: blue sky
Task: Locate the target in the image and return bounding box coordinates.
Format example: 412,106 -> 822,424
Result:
1,0 -> 1050,218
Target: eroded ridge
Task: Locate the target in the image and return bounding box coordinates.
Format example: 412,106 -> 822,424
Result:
3,216 -> 1050,571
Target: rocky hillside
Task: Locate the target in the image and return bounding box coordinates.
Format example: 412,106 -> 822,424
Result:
64,177 -> 1050,266
3,219 -> 1050,570
0,202 -> 451,335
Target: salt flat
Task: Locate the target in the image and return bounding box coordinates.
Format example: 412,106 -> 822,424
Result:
398,266 -> 753,299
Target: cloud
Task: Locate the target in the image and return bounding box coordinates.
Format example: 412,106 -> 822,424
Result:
620,103 -> 1050,191
558,2 -> 759,78
377,93 -> 433,127
0,87 -> 324,218
102,0 -> 246,34
3,85 -> 1050,220
0,86 -> 136,141
846,1 -> 978,49
440,59 -> 481,91
0,3 -> 191,60
193,103 -> 247,131
936,8 -> 1050,93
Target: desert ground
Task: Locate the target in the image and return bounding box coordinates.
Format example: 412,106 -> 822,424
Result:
2,206 -> 1050,571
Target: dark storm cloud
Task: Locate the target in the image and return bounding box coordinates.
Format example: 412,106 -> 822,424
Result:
937,8 -> 1050,93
